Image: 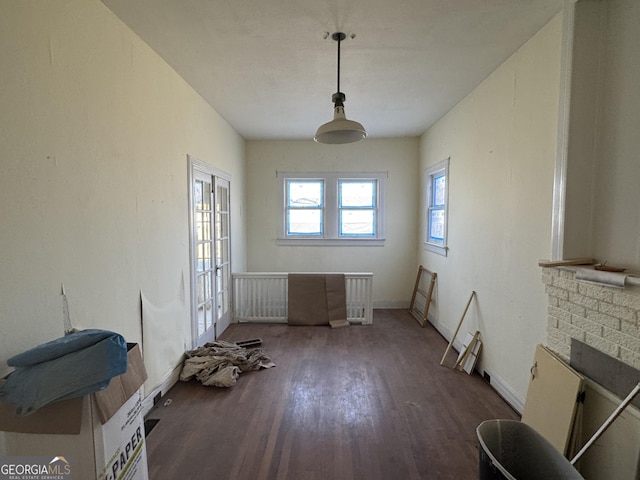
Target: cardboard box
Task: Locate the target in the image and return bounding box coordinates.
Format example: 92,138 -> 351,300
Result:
96,391 -> 149,480
0,343 -> 149,479
93,343 -> 148,425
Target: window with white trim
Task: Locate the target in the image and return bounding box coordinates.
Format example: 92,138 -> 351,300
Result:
286,179 -> 324,236
424,158 -> 449,256
339,180 -> 377,237
278,172 -> 385,246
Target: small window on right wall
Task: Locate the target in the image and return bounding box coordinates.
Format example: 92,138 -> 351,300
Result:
424,157 -> 449,256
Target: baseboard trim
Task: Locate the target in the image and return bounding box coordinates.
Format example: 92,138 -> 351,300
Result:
142,363 -> 182,417
372,301 -> 410,309
428,315 -> 524,415
428,316 -> 464,353
481,367 -> 524,414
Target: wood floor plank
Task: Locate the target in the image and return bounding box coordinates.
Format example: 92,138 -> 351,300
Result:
145,309 -> 519,479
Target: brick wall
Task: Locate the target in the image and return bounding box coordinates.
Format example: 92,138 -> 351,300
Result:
543,268 -> 640,369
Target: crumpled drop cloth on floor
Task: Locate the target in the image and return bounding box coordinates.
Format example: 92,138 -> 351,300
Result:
180,340 -> 275,388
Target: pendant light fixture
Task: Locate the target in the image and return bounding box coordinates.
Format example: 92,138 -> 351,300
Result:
314,32 -> 367,144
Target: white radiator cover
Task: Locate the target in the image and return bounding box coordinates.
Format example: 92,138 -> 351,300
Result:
232,272 -> 373,324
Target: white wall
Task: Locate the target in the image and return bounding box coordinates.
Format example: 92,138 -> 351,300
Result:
545,3 -> 640,477
0,0 -> 246,395
418,14 -> 563,408
591,0 -> 640,268
558,0 -> 640,270
244,138 -> 419,306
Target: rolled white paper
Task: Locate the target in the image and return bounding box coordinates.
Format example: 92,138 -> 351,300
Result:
575,267 -> 627,288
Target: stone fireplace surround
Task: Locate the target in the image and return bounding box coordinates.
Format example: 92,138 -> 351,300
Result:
543,266 -> 640,375
542,266 -> 640,478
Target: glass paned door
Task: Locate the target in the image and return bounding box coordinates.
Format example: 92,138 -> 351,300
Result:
190,158 -> 232,348
213,176 -> 231,335
193,171 -> 216,346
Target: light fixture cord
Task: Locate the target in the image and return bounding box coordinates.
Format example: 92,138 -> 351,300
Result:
336,35 -> 341,95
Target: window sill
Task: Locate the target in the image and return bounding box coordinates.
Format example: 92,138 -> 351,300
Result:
424,242 -> 448,256
278,238 -> 385,247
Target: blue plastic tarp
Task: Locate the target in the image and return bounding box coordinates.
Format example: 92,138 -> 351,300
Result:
0,329 -> 127,415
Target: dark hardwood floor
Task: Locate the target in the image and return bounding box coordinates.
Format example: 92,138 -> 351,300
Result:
145,309 -> 518,479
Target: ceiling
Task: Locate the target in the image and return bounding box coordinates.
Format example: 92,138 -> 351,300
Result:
100,0 -> 564,141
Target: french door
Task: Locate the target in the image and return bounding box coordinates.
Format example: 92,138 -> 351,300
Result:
189,157 -> 231,348
213,176 -> 231,336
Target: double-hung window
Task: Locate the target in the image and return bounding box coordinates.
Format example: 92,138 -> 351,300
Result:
424,158 -> 449,255
279,172 -> 385,246
339,180 -> 376,237
286,179 -> 324,236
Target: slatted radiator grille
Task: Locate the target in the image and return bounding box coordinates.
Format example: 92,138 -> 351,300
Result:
232,273 -> 373,324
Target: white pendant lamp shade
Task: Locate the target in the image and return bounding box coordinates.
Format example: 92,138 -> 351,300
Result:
314,104 -> 367,144
314,32 -> 367,144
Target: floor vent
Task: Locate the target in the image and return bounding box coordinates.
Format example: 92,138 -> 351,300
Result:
144,418 -> 160,437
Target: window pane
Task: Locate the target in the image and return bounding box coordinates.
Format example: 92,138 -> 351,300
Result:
216,184 -> 228,211
200,212 -> 211,241
340,209 -> 375,236
288,209 -> 322,235
195,211 -> 204,241
433,173 -> 446,206
340,181 -> 375,207
197,273 -> 206,305
196,244 -> 203,271
194,181 -> 203,208
216,211 -> 228,238
288,181 -> 323,207
197,243 -> 211,271
201,181 -> 211,209
197,304 -> 206,336
429,208 -> 445,242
